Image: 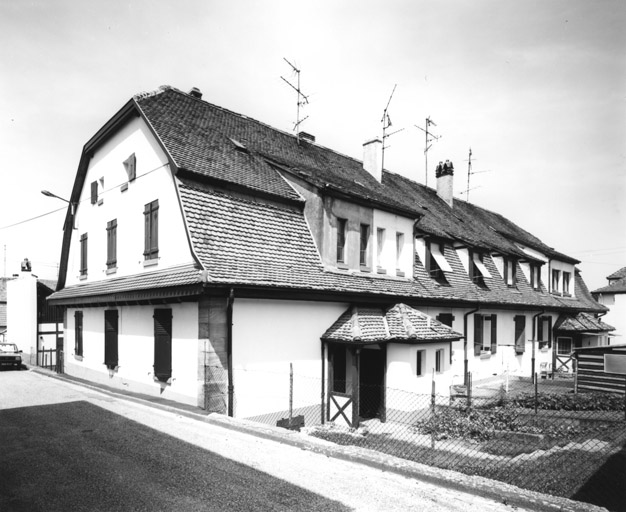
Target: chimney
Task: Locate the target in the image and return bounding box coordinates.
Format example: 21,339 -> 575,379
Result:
188,87 -> 202,99
363,138 -> 383,182
298,131 -> 316,143
436,160 -> 454,207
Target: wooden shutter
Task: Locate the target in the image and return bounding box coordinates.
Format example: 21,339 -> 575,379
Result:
153,309 -> 172,382
80,233 -> 88,275
490,314 -> 498,354
106,220 -> 117,268
124,153 -> 136,181
514,315 -> 526,354
91,181 -> 98,204
104,310 -> 118,369
74,311 -> 83,356
546,316 -> 553,348
474,314 -> 483,356
144,200 -> 159,259
537,316 -> 543,341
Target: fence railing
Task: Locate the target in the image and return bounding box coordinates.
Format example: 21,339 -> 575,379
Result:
37,349 -> 63,373
224,365 -> 625,512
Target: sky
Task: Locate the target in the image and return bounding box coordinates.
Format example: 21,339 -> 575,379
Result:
0,0 -> 624,290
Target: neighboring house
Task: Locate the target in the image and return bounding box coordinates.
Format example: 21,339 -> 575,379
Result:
574,343 -> 626,395
7,270 -> 63,366
592,266 -> 626,341
48,85 -> 607,426
0,278 -> 10,340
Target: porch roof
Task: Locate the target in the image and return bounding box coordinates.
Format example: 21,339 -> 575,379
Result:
553,312 -> 615,333
322,303 -> 463,344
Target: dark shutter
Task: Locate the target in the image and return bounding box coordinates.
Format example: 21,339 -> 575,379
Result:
124,153 -> 136,181
154,309 -> 172,382
74,311 -> 83,356
537,316 -> 544,341
490,314 -> 498,354
91,181 -> 98,204
80,233 -> 88,276
104,310 -> 118,369
514,315 -> 526,354
144,200 -> 159,259
474,314 -> 483,356
547,316 -> 553,348
106,219 -> 117,268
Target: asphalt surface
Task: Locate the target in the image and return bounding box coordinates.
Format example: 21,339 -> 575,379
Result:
0,369 -> 608,511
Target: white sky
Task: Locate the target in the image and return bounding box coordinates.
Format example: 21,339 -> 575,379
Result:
0,0 -> 624,290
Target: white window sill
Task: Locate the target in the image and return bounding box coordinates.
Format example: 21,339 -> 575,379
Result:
79,274 -> 88,281
106,267 -> 117,275
143,258 -> 159,268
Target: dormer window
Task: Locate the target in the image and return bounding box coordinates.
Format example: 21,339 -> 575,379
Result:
563,271 -> 571,295
376,228 -> 385,270
504,258 -> 516,287
530,263 -> 541,290
426,241 -> 451,285
336,218 -> 347,264
470,251 -> 491,288
551,269 -> 561,293
359,224 -> 370,268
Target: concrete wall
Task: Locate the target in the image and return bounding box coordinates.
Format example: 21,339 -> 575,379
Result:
64,303 -> 199,405
598,292 -> 626,339
66,116 -> 195,286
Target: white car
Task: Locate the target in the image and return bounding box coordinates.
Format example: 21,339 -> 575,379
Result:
0,343 -> 22,370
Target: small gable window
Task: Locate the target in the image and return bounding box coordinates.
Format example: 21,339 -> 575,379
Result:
551,269 -> 561,293
504,258 -> 516,287
530,264 -> 541,290
426,241 -> 451,285
123,153 -> 136,182
563,271 -> 571,295
470,251 -> 490,288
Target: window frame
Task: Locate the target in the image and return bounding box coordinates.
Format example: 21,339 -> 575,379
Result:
336,218 -> 347,264
376,227 -> 385,269
143,200 -> 159,261
563,271 -> 571,295
551,269 -> 561,293
359,223 -> 370,268
504,258 -> 516,287
416,349 -> 425,376
474,314 -> 498,356
514,315 -> 526,354
395,232 -> 404,273
426,241 -> 450,285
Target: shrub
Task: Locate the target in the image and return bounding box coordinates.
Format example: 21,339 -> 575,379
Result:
510,392 -> 625,411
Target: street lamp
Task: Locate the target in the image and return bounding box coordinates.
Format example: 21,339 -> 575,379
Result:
41,190 -> 76,228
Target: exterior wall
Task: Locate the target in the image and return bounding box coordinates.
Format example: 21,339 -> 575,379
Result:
66,116 -> 195,286
6,274 -> 38,363
372,210 -> 414,277
598,292 -> 626,339
64,303 -> 199,405
232,298 -> 348,421
324,197 -> 374,269
549,260 -> 576,297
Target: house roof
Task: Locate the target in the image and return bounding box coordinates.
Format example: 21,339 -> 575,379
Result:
592,266 -> 626,294
322,303 -> 463,344
553,312 -> 614,333
48,264 -> 203,306
607,266 -> 626,280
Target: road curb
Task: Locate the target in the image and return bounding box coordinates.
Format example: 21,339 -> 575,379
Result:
29,367 -> 607,512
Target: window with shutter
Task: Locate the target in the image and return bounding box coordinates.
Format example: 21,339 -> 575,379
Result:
474,314 -> 483,356
79,233 -> 88,276
359,224 -> 370,267
153,309 -> 172,382
106,219 -> 117,269
123,153 -> 136,181
91,181 -> 98,204
74,311 -> 83,357
104,310 -> 118,369
490,314 -> 498,354
336,218 -> 347,264
514,315 -> 526,354
144,200 -> 159,260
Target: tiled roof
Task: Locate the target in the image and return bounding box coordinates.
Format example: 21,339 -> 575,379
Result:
607,266 -> 626,280
136,86 -> 423,216
592,267 -> 626,294
48,264 -> 203,305
554,312 -> 614,332
322,303 -> 462,343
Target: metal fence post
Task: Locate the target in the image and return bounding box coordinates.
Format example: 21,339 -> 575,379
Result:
467,372 -> 472,409
431,370 -> 436,448
289,362 -> 293,426
534,373 -> 538,415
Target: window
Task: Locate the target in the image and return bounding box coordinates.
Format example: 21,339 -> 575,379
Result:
563,272 -> 571,295
416,349 -> 425,376
360,224 -> 370,267
90,181 -> 98,204
514,315 -> 526,354
376,228 -> 385,268
74,311 -> 83,357
474,314 -> 497,356
104,310 -> 118,370
79,233 -> 88,277
144,200 -> 159,261
504,258 -> 516,287
530,264 -> 541,290
436,313 -> 454,327
435,349 -> 444,373
336,218 -> 347,264
556,337 -> 572,356
537,315 -> 552,349
154,309 -> 173,382
551,269 -> 561,293
106,219 -> 117,270
123,153 -> 136,182
470,251 -> 490,288
426,241 -> 451,285
396,232 -> 404,271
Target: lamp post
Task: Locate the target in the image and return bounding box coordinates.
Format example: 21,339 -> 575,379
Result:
41,190 -> 75,228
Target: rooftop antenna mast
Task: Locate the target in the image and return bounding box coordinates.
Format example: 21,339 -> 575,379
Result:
415,117 -> 441,187
281,58 -> 309,144
381,84 -> 404,171
460,147 -> 492,201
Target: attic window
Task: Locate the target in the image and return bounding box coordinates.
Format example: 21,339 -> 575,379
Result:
229,138 -> 249,153
123,153 -> 136,181
470,252 -> 490,288
426,241 -> 451,285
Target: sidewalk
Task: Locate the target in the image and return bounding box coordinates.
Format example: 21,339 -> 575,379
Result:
28,366 -> 606,512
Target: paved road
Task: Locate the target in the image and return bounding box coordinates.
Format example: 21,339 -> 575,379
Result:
0,370 -> 529,511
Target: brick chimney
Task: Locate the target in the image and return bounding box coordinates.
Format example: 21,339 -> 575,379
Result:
436,160 -> 454,207
363,138 -> 383,182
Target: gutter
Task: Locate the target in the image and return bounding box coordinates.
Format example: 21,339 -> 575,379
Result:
463,307 -> 480,385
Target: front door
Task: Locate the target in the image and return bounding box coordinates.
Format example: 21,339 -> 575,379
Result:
359,346 -> 386,420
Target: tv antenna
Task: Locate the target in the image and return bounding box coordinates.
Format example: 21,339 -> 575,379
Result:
380,84 -> 404,171
281,58 -> 309,144
460,147 -> 492,201
415,117 -> 441,186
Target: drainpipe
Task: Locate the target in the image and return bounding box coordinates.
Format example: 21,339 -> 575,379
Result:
227,288 -> 235,417
463,307 -> 480,385
531,309 -> 545,381
321,341 -> 326,425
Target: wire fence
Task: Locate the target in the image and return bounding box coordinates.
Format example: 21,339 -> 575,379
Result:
224,366 -> 626,512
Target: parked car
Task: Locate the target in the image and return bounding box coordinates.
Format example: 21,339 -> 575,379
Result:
0,343 -> 22,370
